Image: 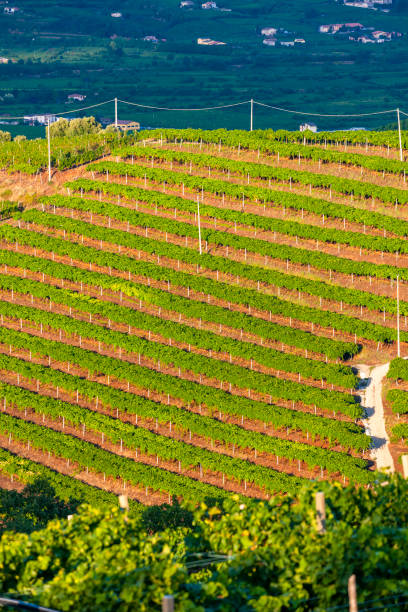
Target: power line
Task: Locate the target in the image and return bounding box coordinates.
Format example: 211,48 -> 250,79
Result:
0,97 -> 406,121
254,100 -> 397,117
117,99 -> 250,111
0,99 -> 115,120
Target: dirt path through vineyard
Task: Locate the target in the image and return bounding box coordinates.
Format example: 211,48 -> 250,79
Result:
358,362 -> 394,473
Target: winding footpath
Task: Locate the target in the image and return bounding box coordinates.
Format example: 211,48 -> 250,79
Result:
357,362 -> 394,473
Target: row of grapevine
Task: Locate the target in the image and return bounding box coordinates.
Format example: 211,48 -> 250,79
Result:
86,162 -> 408,238
387,358 -> 408,381
150,129 -> 408,175
31,200 -> 408,283
258,128 -> 408,149
46,192 -> 408,319
0,353 -> 371,476
391,424 -> 408,444
0,225 -> 398,346
0,273 -> 357,387
0,446 -> 141,514
0,301 -> 358,414
386,389 -> 408,414
0,411 -> 232,502
0,381 -> 305,495
116,144 -> 408,205
0,248 -> 357,360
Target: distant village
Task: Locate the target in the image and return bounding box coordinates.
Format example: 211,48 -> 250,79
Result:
338,0 -> 393,11
319,22 -> 402,44
260,28 -> 306,48
2,0 -> 403,55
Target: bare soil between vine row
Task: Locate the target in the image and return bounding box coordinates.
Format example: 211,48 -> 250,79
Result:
0,239 -> 402,366
0,366 -> 352,485
114,154 -> 408,228
165,141 -> 408,191
0,288 -> 348,394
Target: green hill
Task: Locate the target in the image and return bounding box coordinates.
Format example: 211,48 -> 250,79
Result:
0,0 -> 407,132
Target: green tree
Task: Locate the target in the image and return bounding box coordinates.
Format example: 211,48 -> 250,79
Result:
0,478 -> 79,535
0,131 -> 11,142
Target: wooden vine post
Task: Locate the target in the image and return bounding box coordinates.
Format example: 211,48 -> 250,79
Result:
402,455 -> 408,479
348,574 -> 358,612
315,491 -> 326,534
162,595 -> 174,612
119,494 -> 129,522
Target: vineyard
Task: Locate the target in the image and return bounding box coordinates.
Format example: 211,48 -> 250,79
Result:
0,126 -> 407,512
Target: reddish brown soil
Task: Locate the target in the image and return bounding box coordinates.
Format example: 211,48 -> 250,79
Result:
0,367 -> 353,484
167,141 -> 408,191
0,313 -> 359,427
13,213 -> 408,356
1,239 -> 404,366
116,155 -> 408,232
0,434 -> 166,505
0,288 -> 348,394
0,164 -> 90,204
0,470 -> 24,492
66,179 -> 408,275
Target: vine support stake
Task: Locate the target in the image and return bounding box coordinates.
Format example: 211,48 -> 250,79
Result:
47,117 -> 52,182
348,574 -> 358,612
197,196 -> 202,255
315,491 -> 326,534
397,274 -> 401,358
402,455 -> 408,478
162,595 -> 174,612
118,494 -> 129,522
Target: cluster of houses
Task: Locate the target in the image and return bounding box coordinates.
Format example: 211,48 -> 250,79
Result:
319,22 -> 402,43
261,27 -> 306,47
342,0 -> 392,10
23,114 -> 60,126
67,93 -> 86,102
180,1 -> 231,11
197,37 -> 226,45
3,5 -> 19,14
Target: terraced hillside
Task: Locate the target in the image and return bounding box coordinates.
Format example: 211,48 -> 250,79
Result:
0,127 -> 407,510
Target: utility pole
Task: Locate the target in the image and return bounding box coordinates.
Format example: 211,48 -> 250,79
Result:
197,196 -> 202,255
397,274 -> 401,358
115,97 -> 118,129
250,98 -> 254,132
47,118 -> 52,182
397,108 -> 403,162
